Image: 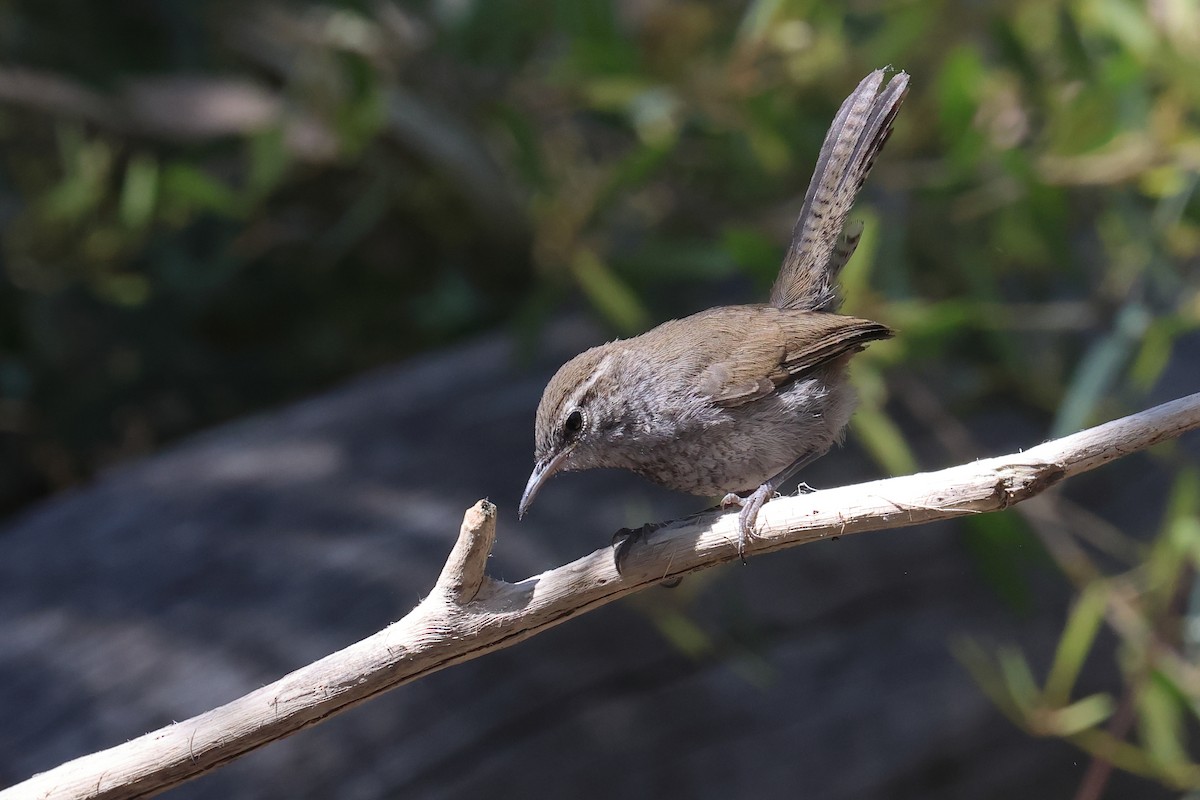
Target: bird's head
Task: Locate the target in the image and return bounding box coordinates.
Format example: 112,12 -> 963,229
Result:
519,344 -> 625,518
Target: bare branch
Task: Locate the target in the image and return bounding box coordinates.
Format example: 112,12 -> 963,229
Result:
5,392 -> 1199,800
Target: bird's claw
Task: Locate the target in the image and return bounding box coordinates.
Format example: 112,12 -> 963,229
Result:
721,484 -> 776,564
612,521 -> 677,586
611,526 -> 641,573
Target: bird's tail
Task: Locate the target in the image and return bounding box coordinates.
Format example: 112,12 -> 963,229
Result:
769,69 -> 909,311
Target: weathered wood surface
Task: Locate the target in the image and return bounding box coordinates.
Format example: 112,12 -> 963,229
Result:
1,319 -> 1189,799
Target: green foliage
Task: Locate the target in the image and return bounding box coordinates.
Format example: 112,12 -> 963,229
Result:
957,469 -> 1200,790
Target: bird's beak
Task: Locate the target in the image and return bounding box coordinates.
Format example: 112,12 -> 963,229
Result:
519,449 -> 570,519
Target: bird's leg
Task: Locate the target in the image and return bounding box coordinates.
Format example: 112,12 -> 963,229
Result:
721,448 -> 824,561
720,485 -> 774,563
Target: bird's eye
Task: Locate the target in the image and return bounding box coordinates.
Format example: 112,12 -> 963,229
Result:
564,409 -> 583,436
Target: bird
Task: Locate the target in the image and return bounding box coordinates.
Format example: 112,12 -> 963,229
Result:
519,68 -> 908,560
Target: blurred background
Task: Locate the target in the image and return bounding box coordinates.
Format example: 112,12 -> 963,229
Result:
2,0 -> 1200,798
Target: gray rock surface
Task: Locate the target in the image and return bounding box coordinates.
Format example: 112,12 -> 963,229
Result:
0,320 -> 1176,799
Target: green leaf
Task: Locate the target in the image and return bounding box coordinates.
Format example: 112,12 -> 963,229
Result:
581,76 -> 651,111
1139,673 -> 1191,769
1051,693 -> 1115,735
94,273 -> 150,308
649,609 -> 714,659
999,646 -> 1040,707
1044,583 -> 1109,706
721,226 -> 780,284
936,46 -> 986,170
1141,469 -> 1200,615
615,236 -> 740,283
595,140 -> 673,213
246,127 -> 289,201
1129,316 -> 1187,390
961,512 -> 1042,615
848,375 -> 917,476
953,637 -> 1027,725
571,249 -> 650,335
161,163 -> 243,218
118,153 -> 159,230
1070,727 -> 1180,782
42,125 -> 112,223
1051,301 -> 1151,437
837,206 -> 881,313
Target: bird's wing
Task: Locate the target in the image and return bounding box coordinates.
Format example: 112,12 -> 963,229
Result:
698,312 -> 892,408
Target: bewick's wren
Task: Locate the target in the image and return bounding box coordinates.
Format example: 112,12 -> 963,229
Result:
520,69 -> 908,557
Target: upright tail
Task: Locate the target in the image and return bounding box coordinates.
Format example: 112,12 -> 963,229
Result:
769,69 -> 909,311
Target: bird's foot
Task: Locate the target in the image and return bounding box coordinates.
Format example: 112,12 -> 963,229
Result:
796,481 -> 817,495
720,484 -> 775,563
612,521 -> 680,587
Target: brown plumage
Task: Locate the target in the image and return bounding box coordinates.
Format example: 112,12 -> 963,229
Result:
521,69 -> 908,558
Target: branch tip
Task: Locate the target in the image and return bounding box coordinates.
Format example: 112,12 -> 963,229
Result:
434,500 -> 497,604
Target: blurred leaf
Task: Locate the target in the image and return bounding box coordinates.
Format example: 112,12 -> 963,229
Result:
1051,301 -> 1152,437
954,638 -> 1027,725
1082,0 -> 1158,59
557,0 -> 639,75
118,153 -> 158,230
1071,727 -> 1185,783
735,0 -> 787,45
1163,467 -> 1200,538
331,56 -> 386,155
594,139 -> 674,214
1044,582 -> 1109,706
93,273 -> 150,307
863,2 -> 935,66
1045,83 -> 1121,156
999,6 -> 1049,86
1139,673 -> 1191,770
316,173 -> 389,264
849,367 -> 916,476
1137,469 -> 1200,619
408,270 -> 482,337
998,644 -> 1041,712
246,127 -> 289,201
745,124 -> 792,175
616,236 -> 740,283
1050,694 -> 1115,735
160,163 -> 243,218
42,126 -> 112,223
571,249 -> 650,335
1129,316 -> 1187,390
721,226 -> 780,282
493,102 -> 545,186
884,300 -> 975,353
961,512 -> 1042,615
837,206 -> 880,313
581,76 -> 652,111
936,46 -> 986,171
648,609 -> 714,659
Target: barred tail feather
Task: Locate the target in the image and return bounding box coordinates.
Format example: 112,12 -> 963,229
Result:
770,69 -> 909,311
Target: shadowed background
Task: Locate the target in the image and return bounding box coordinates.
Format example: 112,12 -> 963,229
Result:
1,1 -> 1199,797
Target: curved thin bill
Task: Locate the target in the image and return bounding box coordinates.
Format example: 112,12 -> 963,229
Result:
518,449 -> 570,519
